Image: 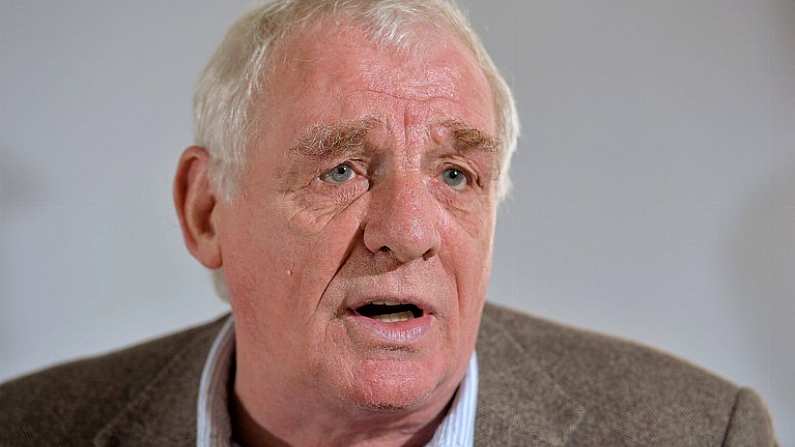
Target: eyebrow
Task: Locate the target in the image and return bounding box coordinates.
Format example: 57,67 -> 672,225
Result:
287,117 -> 499,160
438,120 -> 500,154
288,117 -> 382,159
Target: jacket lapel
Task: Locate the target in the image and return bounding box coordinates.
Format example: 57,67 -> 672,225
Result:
93,320 -> 222,447
475,307 -> 586,446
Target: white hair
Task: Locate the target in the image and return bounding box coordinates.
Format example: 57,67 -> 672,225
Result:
193,0 -> 520,300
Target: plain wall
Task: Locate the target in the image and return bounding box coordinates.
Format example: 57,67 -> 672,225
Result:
1,0 -> 792,443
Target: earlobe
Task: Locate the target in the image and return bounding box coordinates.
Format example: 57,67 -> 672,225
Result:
173,146 -> 222,269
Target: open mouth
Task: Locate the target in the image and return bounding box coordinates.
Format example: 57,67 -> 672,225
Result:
354,301 -> 424,323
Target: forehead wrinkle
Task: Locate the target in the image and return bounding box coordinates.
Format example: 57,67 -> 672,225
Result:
288,117 -> 383,159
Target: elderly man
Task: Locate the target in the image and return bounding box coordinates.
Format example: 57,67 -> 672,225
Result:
0,0 -> 778,446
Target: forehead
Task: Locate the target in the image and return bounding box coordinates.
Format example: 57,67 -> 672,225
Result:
257,20 -> 497,143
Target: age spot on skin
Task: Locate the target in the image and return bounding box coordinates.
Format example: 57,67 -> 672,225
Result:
430,124 -> 451,145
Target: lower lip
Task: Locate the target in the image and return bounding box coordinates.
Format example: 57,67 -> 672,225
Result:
343,313 -> 433,344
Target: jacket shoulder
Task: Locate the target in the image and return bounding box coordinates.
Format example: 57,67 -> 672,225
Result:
480,303 -> 775,445
0,316 -> 225,447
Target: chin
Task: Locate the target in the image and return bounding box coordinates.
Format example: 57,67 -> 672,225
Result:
346,357 -> 448,412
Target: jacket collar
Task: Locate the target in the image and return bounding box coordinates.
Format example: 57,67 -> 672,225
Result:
95,305 -> 584,446
93,320 -> 221,447
475,306 -> 586,446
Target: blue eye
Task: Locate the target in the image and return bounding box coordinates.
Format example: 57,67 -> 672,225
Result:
441,167 -> 468,190
321,163 -> 355,184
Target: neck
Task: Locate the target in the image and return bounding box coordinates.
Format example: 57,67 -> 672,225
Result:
230,374 -> 459,447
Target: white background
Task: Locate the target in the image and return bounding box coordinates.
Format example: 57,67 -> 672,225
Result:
1,1 -> 792,443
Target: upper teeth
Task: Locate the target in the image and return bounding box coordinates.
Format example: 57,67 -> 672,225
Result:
371,300 -> 399,306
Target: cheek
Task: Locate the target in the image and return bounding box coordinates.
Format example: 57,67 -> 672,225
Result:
452,257 -> 490,359
450,238 -> 491,311
219,203 -> 300,326
286,191 -> 363,236
219,194 -> 369,319
432,181 -> 496,242
443,206 -> 495,320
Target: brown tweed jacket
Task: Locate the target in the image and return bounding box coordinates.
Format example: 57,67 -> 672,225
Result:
0,303 -> 777,446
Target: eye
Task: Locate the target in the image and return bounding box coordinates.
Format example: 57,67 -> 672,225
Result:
440,167 -> 468,190
320,163 -> 356,184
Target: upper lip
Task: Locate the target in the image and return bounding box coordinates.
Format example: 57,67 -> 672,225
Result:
344,294 -> 437,317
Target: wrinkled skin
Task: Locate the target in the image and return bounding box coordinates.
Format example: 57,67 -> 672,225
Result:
176,21 -> 500,447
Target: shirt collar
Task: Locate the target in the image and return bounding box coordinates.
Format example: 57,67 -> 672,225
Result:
196,315 -> 478,447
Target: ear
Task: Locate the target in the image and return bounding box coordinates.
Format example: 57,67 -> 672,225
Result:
173,146 -> 222,269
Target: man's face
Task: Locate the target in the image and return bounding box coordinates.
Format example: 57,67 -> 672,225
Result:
219,23 -> 499,413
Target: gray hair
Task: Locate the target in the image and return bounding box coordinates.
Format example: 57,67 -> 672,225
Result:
193,0 -> 520,300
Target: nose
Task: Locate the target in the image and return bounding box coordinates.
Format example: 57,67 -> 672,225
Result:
363,174 -> 441,263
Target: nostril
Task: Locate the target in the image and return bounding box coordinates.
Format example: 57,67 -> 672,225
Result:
379,246 -> 390,253
422,248 -> 436,261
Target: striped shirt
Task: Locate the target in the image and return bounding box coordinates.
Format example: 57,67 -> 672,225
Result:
196,316 -> 478,447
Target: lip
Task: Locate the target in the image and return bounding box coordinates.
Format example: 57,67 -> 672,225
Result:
343,312 -> 434,345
